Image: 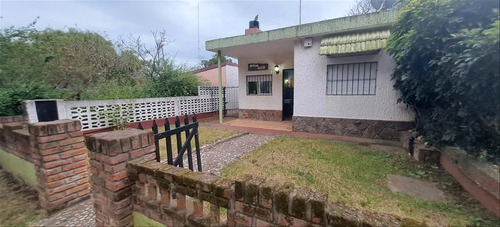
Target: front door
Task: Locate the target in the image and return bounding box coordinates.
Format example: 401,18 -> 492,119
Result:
282,69 -> 294,120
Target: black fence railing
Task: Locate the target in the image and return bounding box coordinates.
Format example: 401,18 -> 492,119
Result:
137,114 -> 202,172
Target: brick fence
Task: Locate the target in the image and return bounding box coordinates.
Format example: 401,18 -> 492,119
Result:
85,129 -> 157,226
0,115 -> 27,124
0,119 -> 90,212
87,128 -> 418,227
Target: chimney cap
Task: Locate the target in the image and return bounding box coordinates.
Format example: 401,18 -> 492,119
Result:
249,14 -> 259,29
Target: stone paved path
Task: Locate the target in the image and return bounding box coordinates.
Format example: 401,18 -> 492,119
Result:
35,198 -> 95,227
166,133 -> 276,176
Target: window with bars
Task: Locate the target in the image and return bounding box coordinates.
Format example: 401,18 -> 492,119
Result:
326,62 -> 377,95
247,74 -> 272,96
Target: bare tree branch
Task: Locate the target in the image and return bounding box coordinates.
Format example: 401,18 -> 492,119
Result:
346,0 -> 375,16
118,29 -> 174,78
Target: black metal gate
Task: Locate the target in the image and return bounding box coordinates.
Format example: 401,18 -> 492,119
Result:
138,114 -> 202,172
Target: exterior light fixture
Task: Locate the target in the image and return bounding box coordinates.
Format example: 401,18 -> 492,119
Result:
274,64 -> 280,74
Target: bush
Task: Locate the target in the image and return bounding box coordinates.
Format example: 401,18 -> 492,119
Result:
387,0 -> 499,161
0,82 -> 60,116
82,76 -> 146,100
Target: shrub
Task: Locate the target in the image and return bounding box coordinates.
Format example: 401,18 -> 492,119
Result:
387,0 -> 499,161
0,82 -> 60,116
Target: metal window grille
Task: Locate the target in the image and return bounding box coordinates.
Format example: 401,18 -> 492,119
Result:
247,74 -> 272,96
326,62 -> 377,95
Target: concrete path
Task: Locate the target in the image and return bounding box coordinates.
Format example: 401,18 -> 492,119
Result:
387,175 -> 448,202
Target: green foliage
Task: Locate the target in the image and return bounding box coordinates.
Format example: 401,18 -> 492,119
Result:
83,76 -> 145,100
0,23 -> 207,116
200,53 -> 233,67
387,0 -> 499,161
99,105 -> 132,131
143,59 -> 205,97
0,82 -> 60,116
0,20 -> 45,86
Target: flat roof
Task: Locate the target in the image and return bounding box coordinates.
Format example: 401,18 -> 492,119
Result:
206,9 -> 401,52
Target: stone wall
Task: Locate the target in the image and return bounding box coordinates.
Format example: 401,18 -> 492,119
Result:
293,116 -> 414,140
226,109 -> 239,117
239,109 -> 282,121
0,119 -> 91,212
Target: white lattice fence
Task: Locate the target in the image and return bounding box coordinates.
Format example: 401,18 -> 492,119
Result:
198,86 -> 220,97
54,96 -> 218,131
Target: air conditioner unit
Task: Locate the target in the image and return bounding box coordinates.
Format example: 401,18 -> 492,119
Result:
303,38 -> 313,47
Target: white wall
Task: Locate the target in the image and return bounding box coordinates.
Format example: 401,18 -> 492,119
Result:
238,54 -> 294,110
225,65 -> 239,87
293,37 -> 414,121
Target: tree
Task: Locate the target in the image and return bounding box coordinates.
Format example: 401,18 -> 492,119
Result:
386,0 -> 499,161
346,0 -> 407,16
200,54 -> 233,68
0,24 -> 141,100
346,0 -> 375,16
0,20 -> 45,86
119,30 -> 205,97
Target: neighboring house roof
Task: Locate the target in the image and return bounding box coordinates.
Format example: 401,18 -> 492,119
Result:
206,10 -> 400,53
193,62 -> 238,74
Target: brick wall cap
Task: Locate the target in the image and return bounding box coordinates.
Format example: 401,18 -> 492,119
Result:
12,128 -> 30,137
2,122 -> 24,131
31,119 -> 78,127
86,128 -> 149,141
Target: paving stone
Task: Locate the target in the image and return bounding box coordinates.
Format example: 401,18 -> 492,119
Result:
387,174 -> 448,202
163,133 -> 275,176
36,198 -> 96,227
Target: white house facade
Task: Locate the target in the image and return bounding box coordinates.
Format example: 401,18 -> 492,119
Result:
206,10 -> 414,140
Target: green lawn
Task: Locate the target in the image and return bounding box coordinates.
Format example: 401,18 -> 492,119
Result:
221,136 -> 499,227
150,126 -> 240,160
0,169 -> 45,226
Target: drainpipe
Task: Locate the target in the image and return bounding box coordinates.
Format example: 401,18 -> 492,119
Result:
217,50 -> 223,124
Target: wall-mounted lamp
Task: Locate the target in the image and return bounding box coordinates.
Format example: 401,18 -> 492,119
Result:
274,64 -> 280,74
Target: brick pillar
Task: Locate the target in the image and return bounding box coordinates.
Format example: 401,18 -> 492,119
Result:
86,129 -> 156,227
28,119 -> 90,212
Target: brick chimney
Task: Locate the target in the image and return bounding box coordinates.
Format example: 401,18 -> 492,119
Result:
245,15 -> 262,35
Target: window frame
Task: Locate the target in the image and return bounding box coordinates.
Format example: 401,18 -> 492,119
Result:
326,62 -> 378,96
246,74 -> 273,96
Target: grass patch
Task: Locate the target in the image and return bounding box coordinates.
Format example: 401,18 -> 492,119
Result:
221,136 -> 499,226
150,126 -> 240,160
0,169 -> 45,226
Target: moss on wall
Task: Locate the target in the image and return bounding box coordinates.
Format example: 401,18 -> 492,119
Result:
0,148 -> 37,186
133,212 -> 165,227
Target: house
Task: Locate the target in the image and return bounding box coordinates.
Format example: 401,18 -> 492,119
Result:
194,62 -> 239,87
205,10 -> 414,140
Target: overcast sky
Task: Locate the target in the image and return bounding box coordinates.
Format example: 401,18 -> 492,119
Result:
1,0 -> 356,67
